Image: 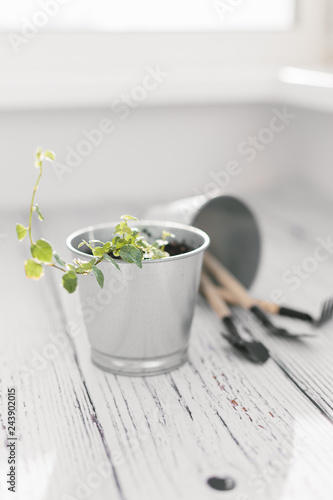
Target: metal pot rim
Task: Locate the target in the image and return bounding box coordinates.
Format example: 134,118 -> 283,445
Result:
66,220 -> 210,265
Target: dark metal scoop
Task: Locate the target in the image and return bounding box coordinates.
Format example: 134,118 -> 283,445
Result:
250,306 -> 314,338
223,317 -> 270,363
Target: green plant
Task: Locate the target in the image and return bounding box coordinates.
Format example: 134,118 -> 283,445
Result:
16,148 -> 174,294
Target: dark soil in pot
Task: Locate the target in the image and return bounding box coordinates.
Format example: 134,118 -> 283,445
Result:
80,241 -> 193,258
163,241 -> 193,256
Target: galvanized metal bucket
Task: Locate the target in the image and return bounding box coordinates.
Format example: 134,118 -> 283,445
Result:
144,194 -> 261,289
67,221 -> 210,376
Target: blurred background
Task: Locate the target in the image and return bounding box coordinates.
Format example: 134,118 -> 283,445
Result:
1,0 -> 333,247
2,5 -> 333,500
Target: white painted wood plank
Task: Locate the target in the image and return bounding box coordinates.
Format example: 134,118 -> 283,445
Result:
246,186 -> 333,422
0,224 -> 123,500
2,189 -> 333,500
56,288 -> 333,500
50,200 -> 333,500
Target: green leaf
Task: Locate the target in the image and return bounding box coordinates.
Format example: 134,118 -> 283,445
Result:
75,268 -> 88,275
53,252 -> 66,267
119,244 -> 143,268
62,270 -> 78,293
44,150 -> 56,161
16,223 -> 28,241
92,266 -> 104,288
76,258 -> 97,271
35,147 -> 43,168
31,239 -> 53,263
78,239 -> 91,249
121,215 -> 138,221
152,239 -> 165,248
88,239 -> 104,245
86,258 -> 98,268
162,230 -> 175,240
114,237 -> 125,250
34,204 -> 44,221
125,233 -> 134,242
150,247 -> 167,259
24,259 -> 44,280
92,246 -> 105,257
102,241 -> 112,253
104,253 -> 120,271
114,222 -> 132,236
136,238 -> 149,250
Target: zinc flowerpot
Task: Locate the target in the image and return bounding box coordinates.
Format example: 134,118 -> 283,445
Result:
66,221 -> 210,376
144,193 -> 261,289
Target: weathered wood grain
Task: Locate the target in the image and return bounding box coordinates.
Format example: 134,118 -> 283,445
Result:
0,228 -> 122,500
246,187 -> 333,423
1,190 -> 333,500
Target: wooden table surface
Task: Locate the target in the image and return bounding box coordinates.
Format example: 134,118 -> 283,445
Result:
1,186 -> 333,500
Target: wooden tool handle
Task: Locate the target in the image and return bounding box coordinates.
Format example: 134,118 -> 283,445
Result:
200,271 -> 231,319
203,251 -> 255,309
215,287 -> 238,304
256,300 -> 280,315
216,287 -> 280,315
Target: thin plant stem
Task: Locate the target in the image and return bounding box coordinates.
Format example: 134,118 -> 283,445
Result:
28,163 -> 43,245
48,263 -> 66,272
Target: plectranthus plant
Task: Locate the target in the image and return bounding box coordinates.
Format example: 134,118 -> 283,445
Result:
16,148 -> 174,293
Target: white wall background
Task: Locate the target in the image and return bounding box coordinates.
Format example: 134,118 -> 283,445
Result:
1,1 -> 332,224
1,101 -> 333,220
294,107 -> 333,198
1,103 -> 303,214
